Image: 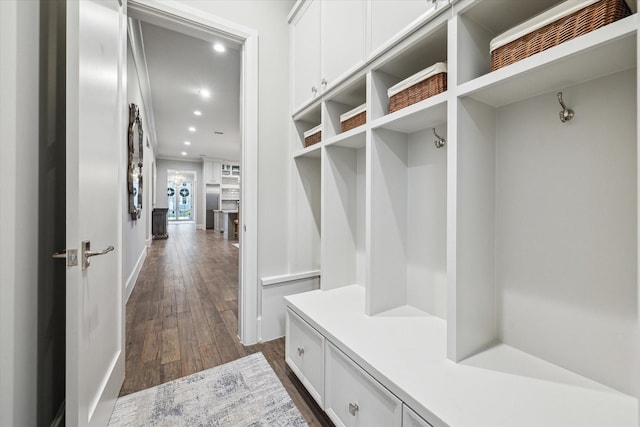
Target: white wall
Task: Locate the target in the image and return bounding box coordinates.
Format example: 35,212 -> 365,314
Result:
180,0 -> 293,280
124,40 -> 155,299
0,0 -> 39,425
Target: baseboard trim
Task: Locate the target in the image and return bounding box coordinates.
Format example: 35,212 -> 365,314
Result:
145,237 -> 152,247
196,223 -> 205,230
260,270 -> 321,287
125,246 -> 147,303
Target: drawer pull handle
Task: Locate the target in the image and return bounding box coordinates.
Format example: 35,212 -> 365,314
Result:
297,347 -> 304,356
348,402 -> 359,416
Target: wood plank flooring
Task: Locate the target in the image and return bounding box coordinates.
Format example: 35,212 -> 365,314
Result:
120,223 -> 333,426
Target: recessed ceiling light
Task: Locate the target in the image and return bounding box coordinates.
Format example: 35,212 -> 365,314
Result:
199,89 -> 211,98
184,141 -> 191,146
193,110 -> 202,116
213,43 -> 226,53
181,152 -> 187,156
188,126 -> 196,132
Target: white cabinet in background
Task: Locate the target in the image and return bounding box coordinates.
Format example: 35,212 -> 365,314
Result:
325,342 -> 402,427
290,0 -> 366,110
369,1 -> 435,55
292,0 -> 321,109
285,309 -> 324,406
321,0 -> 366,89
203,160 -> 221,184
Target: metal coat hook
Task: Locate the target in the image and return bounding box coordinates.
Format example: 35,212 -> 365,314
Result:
557,92 -> 574,123
433,128 -> 446,148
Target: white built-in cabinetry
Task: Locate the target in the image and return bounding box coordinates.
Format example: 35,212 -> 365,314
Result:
287,0 -> 639,426
289,0 -> 441,112
203,160 -> 239,211
220,163 -> 240,211
203,160 -> 221,184
285,307 -> 324,406
290,0 -> 367,110
291,0 -> 320,109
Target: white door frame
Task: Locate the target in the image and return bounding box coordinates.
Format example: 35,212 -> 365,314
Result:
127,0 -> 260,344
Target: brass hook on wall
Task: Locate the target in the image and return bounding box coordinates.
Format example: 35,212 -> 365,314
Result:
557,92 -> 574,123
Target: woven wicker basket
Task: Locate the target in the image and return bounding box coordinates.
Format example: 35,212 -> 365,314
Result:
388,63 -> 448,113
491,0 -> 632,71
303,125 -> 322,148
340,104 -> 366,132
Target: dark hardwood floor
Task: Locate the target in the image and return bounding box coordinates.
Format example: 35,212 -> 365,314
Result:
121,222 -> 333,426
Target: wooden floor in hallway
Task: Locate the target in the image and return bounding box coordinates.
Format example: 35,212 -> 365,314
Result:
120,223 -> 333,426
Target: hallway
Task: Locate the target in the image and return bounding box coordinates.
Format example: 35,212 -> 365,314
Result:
120,223 -> 331,426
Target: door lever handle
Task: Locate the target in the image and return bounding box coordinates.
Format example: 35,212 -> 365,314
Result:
82,241 -> 114,270
85,246 -> 115,258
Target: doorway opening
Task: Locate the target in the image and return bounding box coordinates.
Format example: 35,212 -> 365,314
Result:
126,0 -> 259,354
167,170 -> 196,222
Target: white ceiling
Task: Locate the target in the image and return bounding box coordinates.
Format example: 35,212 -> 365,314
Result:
139,20 -> 242,162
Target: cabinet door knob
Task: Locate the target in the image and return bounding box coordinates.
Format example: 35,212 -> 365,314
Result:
297,347 -> 304,356
321,78 -> 327,87
311,86 -> 318,95
348,402 -> 359,416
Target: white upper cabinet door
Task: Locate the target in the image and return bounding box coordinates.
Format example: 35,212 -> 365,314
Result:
292,0 -> 321,109
369,0 -> 434,55
321,0 -> 366,90
204,161 -> 214,184
212,161 -> 222,184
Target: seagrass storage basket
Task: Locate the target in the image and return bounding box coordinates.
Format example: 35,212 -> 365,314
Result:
303,124 -> 322,148
490,0 -> 632,71
388,62 -> 447,113
340,104 -> 366,132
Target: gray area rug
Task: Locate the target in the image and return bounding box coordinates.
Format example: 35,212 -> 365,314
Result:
109,352 -> 308,426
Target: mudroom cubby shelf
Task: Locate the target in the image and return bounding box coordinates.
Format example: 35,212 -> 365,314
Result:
323,126 -> 366,150
293,102 -> 322,154
323,75 -> 367,140
287,0 -> 639,425
455,0 -> 570,85
291,155 -> 321,272
322,142 -> 366,291
368,124 -> 447,317
370,22 -> 448,121
370,91 -> 447,134
457,12 -> 637,107
293,141 -> 322,159
454,68 -> 638,396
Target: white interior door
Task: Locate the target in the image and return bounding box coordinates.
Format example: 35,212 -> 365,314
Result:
66,0 -> 126,425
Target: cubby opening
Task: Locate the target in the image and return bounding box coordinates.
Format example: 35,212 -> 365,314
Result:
457,0 -> 599,84
294,103 -> 322,152
370,23 -> 448,121
456,69 -> 638,396
324,76 -> 367,140
368,124 -> 447,318
291,156 -> 322,273
322,143 -> 366,291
